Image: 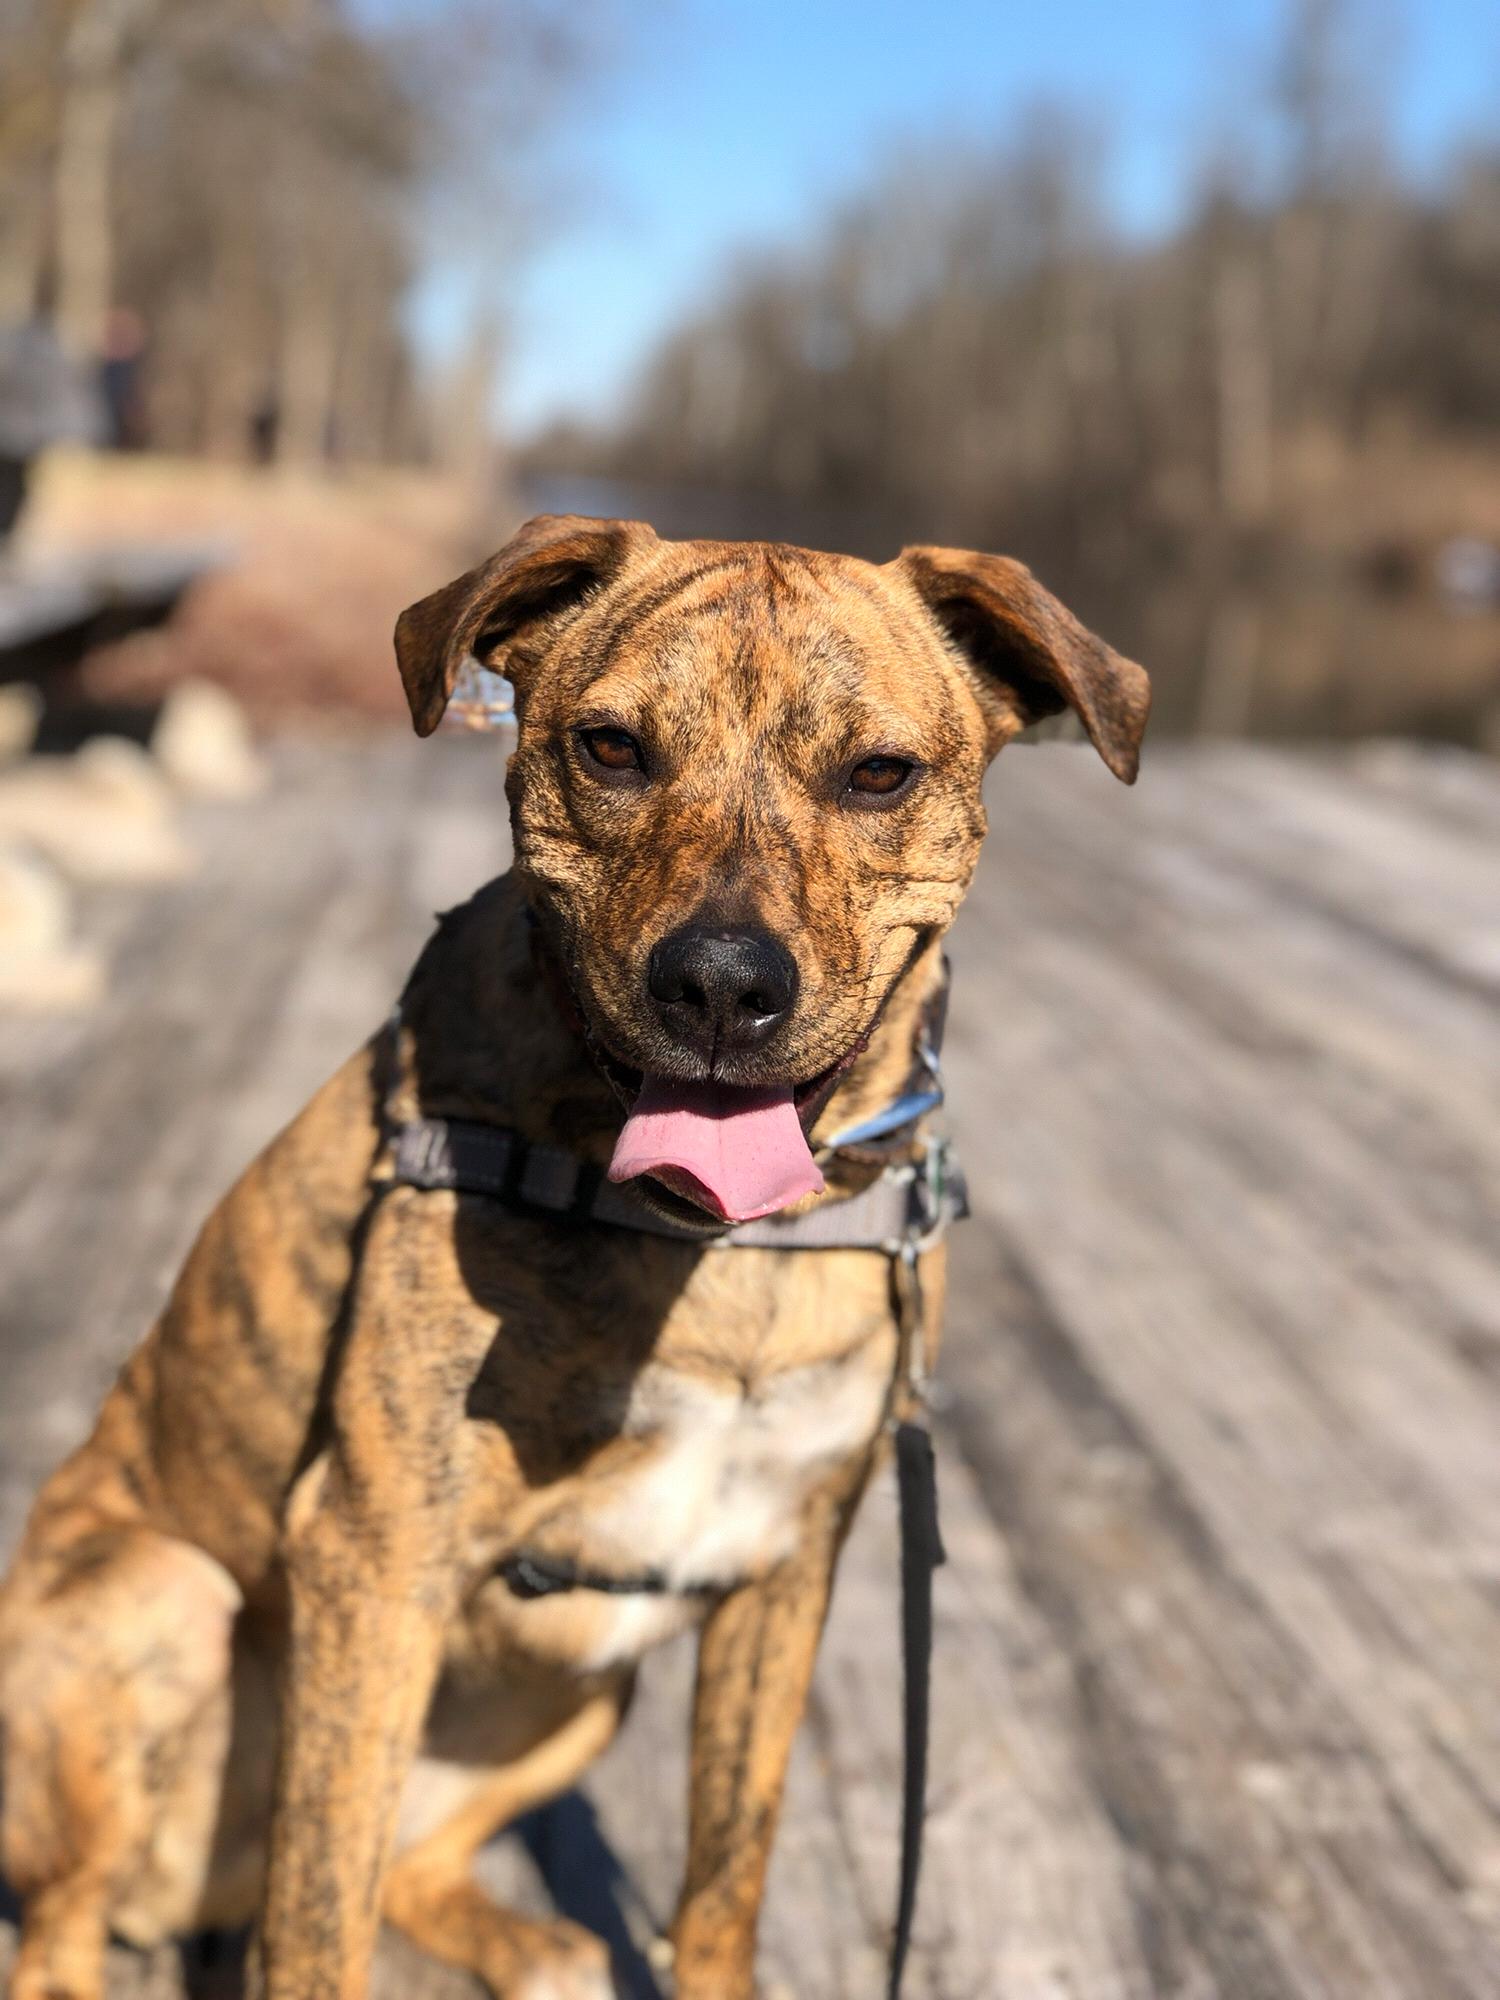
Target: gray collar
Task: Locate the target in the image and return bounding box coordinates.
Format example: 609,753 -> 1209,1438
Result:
387,1111 -> 966,1254
383,968 -> 966,1254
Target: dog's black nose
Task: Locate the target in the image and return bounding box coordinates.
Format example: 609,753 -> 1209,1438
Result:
648,924 -> 798,1057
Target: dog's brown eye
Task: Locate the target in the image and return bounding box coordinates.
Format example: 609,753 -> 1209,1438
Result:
579,727 -> 645,774
847,756 -> 915,798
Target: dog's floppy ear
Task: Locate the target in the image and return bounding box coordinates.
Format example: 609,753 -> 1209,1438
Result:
894,545 -> 1151,783
394,514 -> 656,736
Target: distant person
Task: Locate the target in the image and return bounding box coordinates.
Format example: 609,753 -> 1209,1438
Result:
250,390 -> 279,465
0,310 -> 103,550
0,452 -> 24,547
99,306 -> 149,450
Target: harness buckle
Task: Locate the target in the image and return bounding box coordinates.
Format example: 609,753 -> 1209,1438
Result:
897,1236 -> 929,1400
907,1134 -> 958,1253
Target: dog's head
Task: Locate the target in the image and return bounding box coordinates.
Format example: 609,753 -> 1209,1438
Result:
396,515 -> 1148,1222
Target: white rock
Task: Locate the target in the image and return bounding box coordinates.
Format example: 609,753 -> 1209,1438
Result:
74,734 -> 177,818
0,682 -> 41,764
0,844 -> 104,1010
0,738 -> 192,882
152,679 -> 267,800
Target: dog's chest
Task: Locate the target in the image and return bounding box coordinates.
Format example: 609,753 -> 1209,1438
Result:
477,1340 -> 892,1676
586,1349 -> 889,1589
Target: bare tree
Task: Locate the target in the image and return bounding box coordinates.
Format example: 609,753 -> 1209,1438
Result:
541,0 -> 1497,741
1,0 -> 606,465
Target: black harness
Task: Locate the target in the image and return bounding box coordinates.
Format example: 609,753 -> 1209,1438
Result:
384,996 -> 966,1997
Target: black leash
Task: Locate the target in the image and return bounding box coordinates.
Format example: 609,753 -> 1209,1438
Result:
891,1421 -> 945,1997
880,1233 -> 946,1999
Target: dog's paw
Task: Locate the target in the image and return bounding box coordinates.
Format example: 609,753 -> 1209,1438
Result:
513,1975 -> 617,2000
510,1922 -> 619,2000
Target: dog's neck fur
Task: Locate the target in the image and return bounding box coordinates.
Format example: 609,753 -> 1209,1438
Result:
387,872 -> 946,1206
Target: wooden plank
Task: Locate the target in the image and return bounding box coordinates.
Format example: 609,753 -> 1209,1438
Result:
973,749 -> 1500,1351
1340,741 -> 1500,849
1132,744 -> 1500,997
936,745 -> 1500,1996
793,1454 -> 1157,2000
940,1228 -> 1496,2000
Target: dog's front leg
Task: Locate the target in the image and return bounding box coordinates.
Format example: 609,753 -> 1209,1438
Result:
258,1457 -> 451,1999
672,1467 -> 866,2000
256,1200 -> 476,2000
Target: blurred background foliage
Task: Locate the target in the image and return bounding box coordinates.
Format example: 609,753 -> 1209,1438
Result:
0,0 -> 602,467
1,0 -> 1498,743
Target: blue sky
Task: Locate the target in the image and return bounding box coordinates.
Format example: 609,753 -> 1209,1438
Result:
400,0 -> 1499,437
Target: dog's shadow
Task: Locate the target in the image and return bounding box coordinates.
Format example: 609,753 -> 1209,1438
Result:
514,1790 -> 665,2000
1,1794 -> 663,2000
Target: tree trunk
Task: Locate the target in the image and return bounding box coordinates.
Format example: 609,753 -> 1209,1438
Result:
434,315 -> 502,500
0,169 -> 48,323
1214,249 -> 1274,526
276,277 -> 340,469
54,0 -> 150,359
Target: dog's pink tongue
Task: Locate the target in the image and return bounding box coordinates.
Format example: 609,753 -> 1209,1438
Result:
608,1077 -> 824,1223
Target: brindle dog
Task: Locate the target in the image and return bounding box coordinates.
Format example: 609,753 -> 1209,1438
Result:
0,517 -> 1148,2000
